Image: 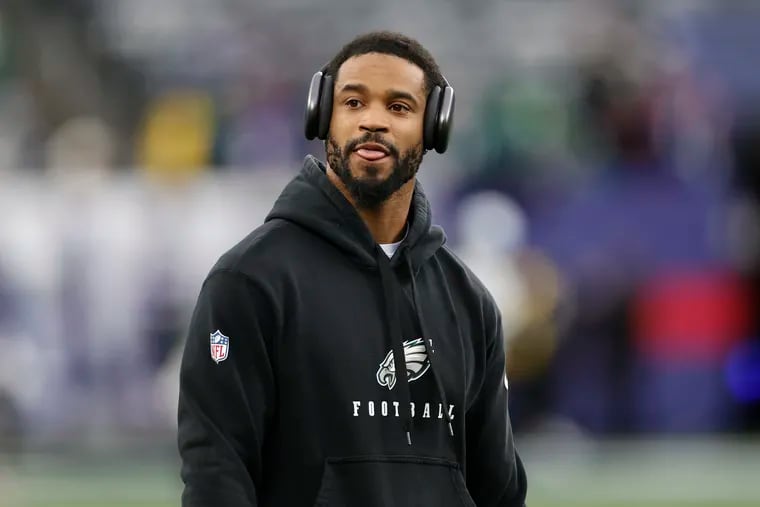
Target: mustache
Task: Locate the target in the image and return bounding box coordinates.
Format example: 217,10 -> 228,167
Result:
345,133 -> 399,158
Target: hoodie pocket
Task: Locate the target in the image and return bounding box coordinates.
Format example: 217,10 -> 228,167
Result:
312,455 -> 476,507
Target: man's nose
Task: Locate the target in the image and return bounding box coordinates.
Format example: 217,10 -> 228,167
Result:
359,108 -> 390,133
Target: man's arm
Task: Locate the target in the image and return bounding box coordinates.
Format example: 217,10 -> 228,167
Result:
178,269 -> 277,507
466,304 -> 528,507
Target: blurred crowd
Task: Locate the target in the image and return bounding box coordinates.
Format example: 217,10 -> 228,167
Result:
0,0 -> 759,452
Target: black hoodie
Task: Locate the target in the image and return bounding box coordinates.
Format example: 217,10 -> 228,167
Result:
178,155 -> 528,506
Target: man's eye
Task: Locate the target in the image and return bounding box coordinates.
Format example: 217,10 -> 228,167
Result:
346,99 -> 361,108
390,104 -> 409,112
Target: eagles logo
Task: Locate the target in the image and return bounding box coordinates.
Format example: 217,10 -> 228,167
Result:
376,338 -> 431,390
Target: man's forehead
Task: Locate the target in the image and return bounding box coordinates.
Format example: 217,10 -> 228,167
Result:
335,53 -> 426,96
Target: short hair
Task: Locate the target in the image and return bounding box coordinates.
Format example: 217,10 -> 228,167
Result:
325,31 -> 445,95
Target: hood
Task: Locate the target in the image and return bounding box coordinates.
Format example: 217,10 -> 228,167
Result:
265,155 -> 446,271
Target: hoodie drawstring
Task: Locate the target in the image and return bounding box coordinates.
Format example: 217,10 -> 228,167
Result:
376,248 -> 456,445
406,256 -> 455,438
376,248 -> 414,445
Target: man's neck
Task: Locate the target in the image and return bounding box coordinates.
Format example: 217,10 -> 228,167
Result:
326,165 -> 414,244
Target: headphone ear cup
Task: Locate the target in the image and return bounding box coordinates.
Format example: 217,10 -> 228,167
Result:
317,74 -> 334,140
434,85 -> 455,154
304,71 -> 324,140
423,86 -> 442,151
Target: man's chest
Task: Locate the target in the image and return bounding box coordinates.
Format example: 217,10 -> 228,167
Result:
275,269 -> 473,413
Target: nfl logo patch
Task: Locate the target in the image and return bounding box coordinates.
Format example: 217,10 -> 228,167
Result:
210,330 -> 230,364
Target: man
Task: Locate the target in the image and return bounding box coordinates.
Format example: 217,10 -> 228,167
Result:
178,31 -> 528,506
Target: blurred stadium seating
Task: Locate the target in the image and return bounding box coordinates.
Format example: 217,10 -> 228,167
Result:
0,0 -> 759,505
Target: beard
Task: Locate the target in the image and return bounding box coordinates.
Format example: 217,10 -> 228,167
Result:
326,132 -> 423,210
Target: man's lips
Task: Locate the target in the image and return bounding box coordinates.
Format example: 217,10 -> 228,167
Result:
354,143 -> 390,161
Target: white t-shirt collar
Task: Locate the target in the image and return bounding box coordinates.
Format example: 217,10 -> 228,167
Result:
379,224 -> 409,258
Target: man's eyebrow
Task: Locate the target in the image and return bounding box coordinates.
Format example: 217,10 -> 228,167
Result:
338,83 -> 369,95
386,89 -> 420,107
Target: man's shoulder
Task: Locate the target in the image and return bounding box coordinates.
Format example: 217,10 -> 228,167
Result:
434,245 -> 499,310
207,218 -> 306,281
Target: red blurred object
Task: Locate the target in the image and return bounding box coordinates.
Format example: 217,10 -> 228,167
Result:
632,270 -> 754,362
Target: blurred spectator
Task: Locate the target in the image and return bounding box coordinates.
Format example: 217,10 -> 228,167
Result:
45,115 -> 116,174
137,90 -> 215,181
216,80 -> 302,168
0,388 -> 23,457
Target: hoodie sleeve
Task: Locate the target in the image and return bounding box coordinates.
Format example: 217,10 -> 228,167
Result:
178,269 -> 277,507
465,304 -> 528,507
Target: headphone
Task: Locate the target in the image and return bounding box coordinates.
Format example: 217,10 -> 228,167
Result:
304,64 -> 455,154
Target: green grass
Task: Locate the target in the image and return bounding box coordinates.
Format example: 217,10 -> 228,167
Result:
26,504 -> 173,507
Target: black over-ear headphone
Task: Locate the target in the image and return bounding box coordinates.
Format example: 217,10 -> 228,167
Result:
304,64 -> 455,154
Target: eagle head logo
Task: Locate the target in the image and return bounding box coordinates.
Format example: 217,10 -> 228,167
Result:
376,338 -> 431,390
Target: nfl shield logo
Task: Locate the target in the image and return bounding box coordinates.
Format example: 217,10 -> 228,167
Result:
210,330 -> 230,364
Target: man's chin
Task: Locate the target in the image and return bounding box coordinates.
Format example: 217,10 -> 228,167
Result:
348,158 -> 394,181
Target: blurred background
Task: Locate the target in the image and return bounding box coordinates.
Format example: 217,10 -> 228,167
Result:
0,0 -> 759,505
